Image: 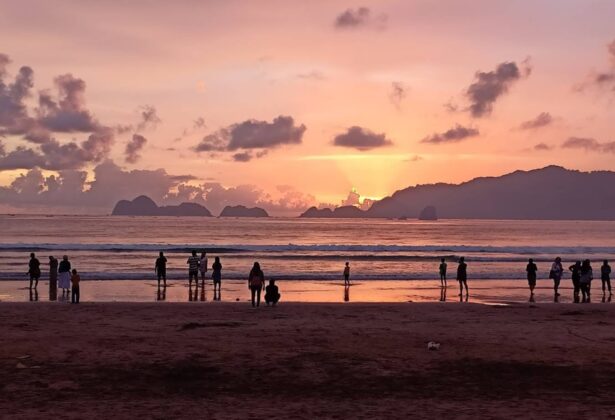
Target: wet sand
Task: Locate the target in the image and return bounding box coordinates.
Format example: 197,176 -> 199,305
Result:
1,279 -> 607,305
2,302 -> 615,418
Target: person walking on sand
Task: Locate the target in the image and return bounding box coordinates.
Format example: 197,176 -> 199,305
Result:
265,279 -> 281,306
550,257 -> 563,296
70,269 -> 81,304
343,262 -> 350,286
569,261 -> 581,303
579,259 -> 593,303
601,260 -> 612,296
248,262 -> 265,307
187,250 -> 200,288
49,256 -> 58,300
212,256 -> 222,298
155,251 -> 167,287
28,253 -> 41,289
58,255 -> 72,296
526,258 -> 538,296
439,258 -> 448,287
457,257 -> 468,297
200,251 -> 208,286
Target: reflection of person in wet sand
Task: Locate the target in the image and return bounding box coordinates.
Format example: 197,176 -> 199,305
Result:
456,257 -> 468,298
439,258 -> 447,287
343,262 -> 350,286
28,253 -> 41,289
155,251 -> 167,287
439,286 -> 447,302
344,284 -> 350,302
157,284 -> 166,301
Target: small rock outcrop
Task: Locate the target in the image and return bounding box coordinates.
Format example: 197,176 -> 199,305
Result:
219,205 -> 269,217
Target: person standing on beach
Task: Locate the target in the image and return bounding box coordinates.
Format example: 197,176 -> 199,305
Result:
49,256 -> 58,300
550,257 -> 563,296
200,251 -> 208,286
457,257 -> 468,297
579,259 -> 593,303
526,258 -> 538,296
439,258 -> 447,287
28,253 -> 41,289
70,269 -> 81,304
187,250 -> 200,288
155,251 -> 167,287
569,261 -> 581,303
248,262 -> 265,307
212,256 -> 222,299
601,260 -> 612,295
58,255 -> 72,297
343,262 -> 350,286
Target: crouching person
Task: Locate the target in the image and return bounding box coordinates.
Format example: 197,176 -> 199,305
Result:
265,279 -> 280,306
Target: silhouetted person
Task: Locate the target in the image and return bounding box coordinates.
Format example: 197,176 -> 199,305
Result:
155,251 -> 167,287
187,250 -> 200,288
580,259 -> 593,303
49,256 -> 58,301
439,258 -> 447,287
265,279 -> 281,306
526,258 -> 538,296
71,269 -> 80,304
601,260 -> 612,295
550,257 -> 563,296
58,255 -> 72,297
569,261 -> 581,303
343,262 -> 350,286
456,257 -> 468,297
200,251 -> 208,286
28,253 -> 41,289
212,256 -> 222,299
248,262 -> 265,307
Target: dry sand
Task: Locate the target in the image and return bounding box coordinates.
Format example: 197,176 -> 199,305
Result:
2,302 -> 615,419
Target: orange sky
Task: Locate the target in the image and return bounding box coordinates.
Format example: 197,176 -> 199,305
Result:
1,0 -> 614,214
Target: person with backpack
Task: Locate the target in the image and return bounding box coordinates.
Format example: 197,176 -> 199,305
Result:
248,262 -> 265,307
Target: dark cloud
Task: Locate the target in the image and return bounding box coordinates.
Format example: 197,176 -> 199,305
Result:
196,115 -> 306,160
421,124 -> 480,144
232,152 -> 252,162
125,134 -> 147,164
518,112 -> 553,130
0,57 -> 35,135
0,128 -> 114,171
534,143 -> 553,151
136,105 -> 161,131
466,61 -> 531,118
562,137 -> 604,152
333,126 -> 393,151
334,7 -> 387,30
577,39 -> 615,93
36,74 -> 99,132
193,117 -> 206,129
389,82 -> 406,110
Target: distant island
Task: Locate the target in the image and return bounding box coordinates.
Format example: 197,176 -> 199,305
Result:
219,205 -> 269,217
112,196 -> 212,217
300,166 -> 615,220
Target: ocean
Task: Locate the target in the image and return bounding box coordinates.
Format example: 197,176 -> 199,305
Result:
2,215 -> 614,282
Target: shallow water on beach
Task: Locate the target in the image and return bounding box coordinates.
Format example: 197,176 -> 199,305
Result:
1,279 -> 612,305
2,215 -> 615,283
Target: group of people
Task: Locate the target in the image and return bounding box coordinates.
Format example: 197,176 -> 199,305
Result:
28,253 -> 80,303
436,256 -> 612,303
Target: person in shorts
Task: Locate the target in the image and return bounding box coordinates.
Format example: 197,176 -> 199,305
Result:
155,251 -> 167,287
187,250 -> 200,288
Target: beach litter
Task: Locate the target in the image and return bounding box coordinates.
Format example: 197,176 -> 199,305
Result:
427,341 -> 440,351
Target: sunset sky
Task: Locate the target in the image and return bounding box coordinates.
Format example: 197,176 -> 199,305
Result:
1,0 -> 614,214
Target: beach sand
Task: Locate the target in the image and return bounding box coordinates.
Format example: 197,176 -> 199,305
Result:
2,302 -> 615,419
